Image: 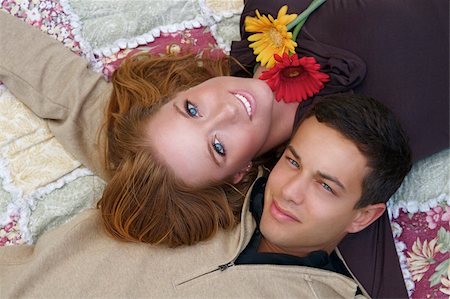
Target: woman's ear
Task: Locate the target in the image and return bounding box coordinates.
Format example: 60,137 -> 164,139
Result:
231,162 -> 253,184
346,203 -> 386,233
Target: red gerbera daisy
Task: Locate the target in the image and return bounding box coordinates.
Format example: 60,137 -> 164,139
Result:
259,53 -> 329,103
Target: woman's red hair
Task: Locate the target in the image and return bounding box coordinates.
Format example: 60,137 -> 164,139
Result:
98,53 -> 257,247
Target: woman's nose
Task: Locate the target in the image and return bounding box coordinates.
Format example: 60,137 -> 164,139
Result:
213,101 -> 239,123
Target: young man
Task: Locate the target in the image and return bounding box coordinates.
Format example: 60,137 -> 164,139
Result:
234,94 -> 412,295
0,94 -> 411,298
231,2 -> 445,296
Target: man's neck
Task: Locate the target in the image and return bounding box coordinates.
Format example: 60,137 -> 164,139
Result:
258,236 -> 336,258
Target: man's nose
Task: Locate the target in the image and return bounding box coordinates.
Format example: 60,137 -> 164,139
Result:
281,173 -> 307,204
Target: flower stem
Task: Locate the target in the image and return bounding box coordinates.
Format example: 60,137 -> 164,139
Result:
292,18 -> 307,42
286,0 -> 327,31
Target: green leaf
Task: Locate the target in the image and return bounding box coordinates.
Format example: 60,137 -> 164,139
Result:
429,259 -> 450,287
437,227 -> 450,253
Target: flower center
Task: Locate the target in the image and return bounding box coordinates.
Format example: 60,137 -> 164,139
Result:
281,66 -> 304,78
269,28 -> 283,47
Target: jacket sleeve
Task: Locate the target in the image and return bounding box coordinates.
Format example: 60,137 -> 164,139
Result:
0,11 -> 112,180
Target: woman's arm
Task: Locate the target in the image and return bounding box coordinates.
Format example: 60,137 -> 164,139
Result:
0,11 -> 112,179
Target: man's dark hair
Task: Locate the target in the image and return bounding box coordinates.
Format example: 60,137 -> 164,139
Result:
298,94 -> 412,208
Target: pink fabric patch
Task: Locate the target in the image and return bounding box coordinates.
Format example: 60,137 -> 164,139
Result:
0,213 -> 24,246
99,27 -> 225,79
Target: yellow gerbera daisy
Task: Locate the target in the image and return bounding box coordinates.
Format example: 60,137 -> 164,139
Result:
245,5 -> 298,68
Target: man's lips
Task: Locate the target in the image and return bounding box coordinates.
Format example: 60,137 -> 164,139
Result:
270,200 -> 300,222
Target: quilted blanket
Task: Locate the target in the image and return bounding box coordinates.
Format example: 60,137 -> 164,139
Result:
0,1 -> 449,298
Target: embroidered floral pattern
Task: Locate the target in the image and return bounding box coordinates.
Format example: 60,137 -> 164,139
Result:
441,264 -> 450,296
0,213 -> 24,246
427,206 -> 450,230
393,204 -> 450,298
0,0 -> 81,53
407,238 -> 442,281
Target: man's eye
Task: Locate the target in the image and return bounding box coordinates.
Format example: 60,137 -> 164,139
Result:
185,100 -> 199,117
213,137 -> 226,156
321,182 -> 333,193
286,157 -> 300,169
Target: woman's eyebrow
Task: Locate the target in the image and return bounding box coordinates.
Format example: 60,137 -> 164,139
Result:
173,102 -> 189,119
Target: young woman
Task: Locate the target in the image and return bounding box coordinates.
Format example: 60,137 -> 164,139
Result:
100,53 -> 300,246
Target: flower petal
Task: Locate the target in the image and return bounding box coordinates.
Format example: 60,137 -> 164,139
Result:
259,54 -> 329,103
243,6 -> 298,68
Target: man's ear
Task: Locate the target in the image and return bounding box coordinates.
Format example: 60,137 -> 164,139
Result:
346,203 -> 386,233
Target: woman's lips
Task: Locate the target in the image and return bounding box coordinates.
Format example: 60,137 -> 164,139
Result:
270,200 -> 300,222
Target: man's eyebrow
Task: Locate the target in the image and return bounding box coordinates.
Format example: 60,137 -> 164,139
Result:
288,144 -> 345,190
318,171 -> 346,191
173,102 -> 189,119
287,145 -> 300,160
207,140 -> 221,167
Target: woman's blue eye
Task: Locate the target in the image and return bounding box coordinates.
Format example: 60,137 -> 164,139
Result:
213,137 -> 225,156
185,101 -> 199,117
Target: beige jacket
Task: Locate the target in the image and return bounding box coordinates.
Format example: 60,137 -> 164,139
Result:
0,11 -> 368,298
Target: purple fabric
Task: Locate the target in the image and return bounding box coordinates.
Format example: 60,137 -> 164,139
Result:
231,1 -> 449,298
232,0 -> 449,163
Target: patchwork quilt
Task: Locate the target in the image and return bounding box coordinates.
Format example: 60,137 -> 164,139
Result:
0,1 -> 448,298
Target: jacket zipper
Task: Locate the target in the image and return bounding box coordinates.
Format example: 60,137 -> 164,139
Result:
218,261 -> 235,271
176,261 -> 235,286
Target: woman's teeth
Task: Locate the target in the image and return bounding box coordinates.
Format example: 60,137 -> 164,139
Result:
233,93 -> 252,117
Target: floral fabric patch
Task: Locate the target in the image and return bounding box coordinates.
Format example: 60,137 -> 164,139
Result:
393,205 -> 450,298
